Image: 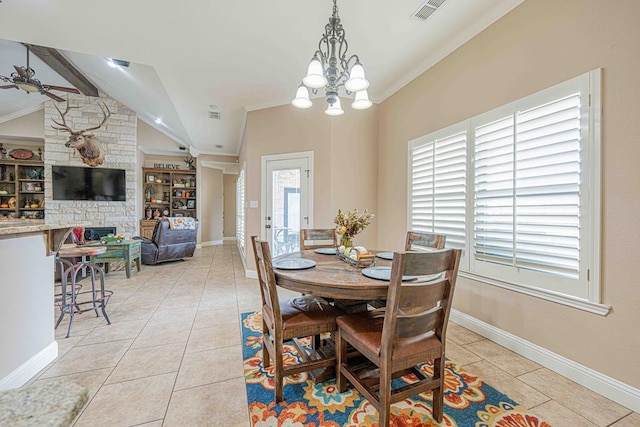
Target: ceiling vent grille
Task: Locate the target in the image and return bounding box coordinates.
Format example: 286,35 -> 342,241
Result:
208,111 -> 221,119
411,0 -> 446,21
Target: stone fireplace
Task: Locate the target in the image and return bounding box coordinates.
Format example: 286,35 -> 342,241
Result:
43,92 -> 138,236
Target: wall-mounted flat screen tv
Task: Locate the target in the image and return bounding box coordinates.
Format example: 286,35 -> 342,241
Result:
52,166 -> 126,201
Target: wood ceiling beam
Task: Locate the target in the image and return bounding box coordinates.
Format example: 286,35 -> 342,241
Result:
26,44 -> 99,97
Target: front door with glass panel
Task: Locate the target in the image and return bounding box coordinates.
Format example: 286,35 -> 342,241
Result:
263,153 -> 312,256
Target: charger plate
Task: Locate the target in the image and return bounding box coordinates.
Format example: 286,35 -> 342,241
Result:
376,252 -> 394,260
362,267 -> 444,282
362,266 -> 416,282
314,247 -> 337,255
272,258 -> 317,270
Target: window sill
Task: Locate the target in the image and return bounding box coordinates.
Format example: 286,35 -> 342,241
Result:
458,271 -> 612,316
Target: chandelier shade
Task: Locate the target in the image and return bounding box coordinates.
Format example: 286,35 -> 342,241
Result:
345,62 -> 369,92
351,90 -> 372,110
303,57 -> 328,89
325,97 -> 344,116
291,84 -> 312,109
292,0 -> 372,114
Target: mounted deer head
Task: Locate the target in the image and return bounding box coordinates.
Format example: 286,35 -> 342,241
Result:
51,98 -> 110,167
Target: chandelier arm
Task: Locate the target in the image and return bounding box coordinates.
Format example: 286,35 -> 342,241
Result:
345,54 -> 360,69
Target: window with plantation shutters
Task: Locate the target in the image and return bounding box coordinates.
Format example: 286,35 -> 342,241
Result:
474,94 -> 582,278
236,168 -> 246,254
408,69 -> 602,310
409,124 -> 467,258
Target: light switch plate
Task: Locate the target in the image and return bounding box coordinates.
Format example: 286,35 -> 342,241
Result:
249,200 -> 259,208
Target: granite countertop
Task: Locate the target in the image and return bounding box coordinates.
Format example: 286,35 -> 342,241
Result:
0,379 -> 88,427
0,220 -> 85,236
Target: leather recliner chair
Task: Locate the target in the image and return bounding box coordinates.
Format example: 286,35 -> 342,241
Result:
137,219 -> 199,265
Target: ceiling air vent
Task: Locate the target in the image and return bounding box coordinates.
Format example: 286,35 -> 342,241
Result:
208,111 -> 221,119
411,0 -> 446,21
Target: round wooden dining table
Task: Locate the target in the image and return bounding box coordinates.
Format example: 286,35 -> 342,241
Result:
273,249 -> 393,300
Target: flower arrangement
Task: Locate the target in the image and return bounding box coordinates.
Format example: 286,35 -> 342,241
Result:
334,208 -> 374,247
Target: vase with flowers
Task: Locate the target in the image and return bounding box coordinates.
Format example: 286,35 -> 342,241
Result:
334,208 -> 375,249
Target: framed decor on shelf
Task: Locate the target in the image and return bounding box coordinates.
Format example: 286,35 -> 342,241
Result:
186,199 -> 195,209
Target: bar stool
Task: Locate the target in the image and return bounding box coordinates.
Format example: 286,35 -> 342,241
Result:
55,245 -> 113,338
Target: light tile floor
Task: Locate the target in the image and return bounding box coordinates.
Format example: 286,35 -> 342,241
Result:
27,242 -> 638,426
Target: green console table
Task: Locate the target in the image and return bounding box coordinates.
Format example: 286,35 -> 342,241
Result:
89,239 -> 141,278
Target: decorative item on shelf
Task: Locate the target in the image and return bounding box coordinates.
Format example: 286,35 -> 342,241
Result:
334,208 -> 374,250
145,206 -> 152,220
184,154 -> 195,170
0,143 -> 6,159
144,184 -> 155,202
27,169 -> 40,179
186,199 -> 195,209
162,207 -> 170,216
147,174 -> 155,182
25,182 -> 35,191
291,0 -> 372,115
188,176 -> 196,187
37,148 -> 42,161
153,208 -> 160,219
8,197 -> 16,208
9,148 -> 33,160
155,178 -> 162,183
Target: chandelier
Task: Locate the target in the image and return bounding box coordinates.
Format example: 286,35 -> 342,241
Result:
291,0 -> 372,116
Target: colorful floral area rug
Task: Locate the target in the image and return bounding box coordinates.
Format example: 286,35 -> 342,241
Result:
242,312 -> 551,427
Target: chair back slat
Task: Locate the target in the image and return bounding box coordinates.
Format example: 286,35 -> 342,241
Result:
382,249 -> 461,353
405,231 -> 446,251
300,229 -> 337,250
395,308 -> 442,338
251,236 -> 282,329
397,280 -> 446,312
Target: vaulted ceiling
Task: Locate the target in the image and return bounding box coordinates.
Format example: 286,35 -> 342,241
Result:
0,0 -> 523,156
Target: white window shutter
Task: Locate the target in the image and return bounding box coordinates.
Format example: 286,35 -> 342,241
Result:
410,130 -> 467,251
514,94 -> 581,277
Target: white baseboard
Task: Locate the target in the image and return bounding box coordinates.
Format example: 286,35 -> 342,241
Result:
201,240 -> 224,247
245,269 -> 257,279
0,341 -> 58,391
223,237 -> 237,241
450,309 -> 640,413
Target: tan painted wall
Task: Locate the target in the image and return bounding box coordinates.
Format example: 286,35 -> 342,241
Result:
377,0 -> 640,388
223,174 -> 237,238
0,109 -> 44,139
200,167 -> 224,244
137,120 -> 181,152
240,101 -> 378,269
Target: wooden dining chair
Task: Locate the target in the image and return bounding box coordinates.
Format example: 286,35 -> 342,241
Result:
405,231 -> 446,251
300,228 -> 337,250
336,248 -> 462,426
250,236 -> 343,402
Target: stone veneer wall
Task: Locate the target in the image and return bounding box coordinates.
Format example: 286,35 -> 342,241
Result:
43,92 -> 137,236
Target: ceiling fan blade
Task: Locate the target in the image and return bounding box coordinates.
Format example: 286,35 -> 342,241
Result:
13,65 -> 29,79
0,85 -> 19,89
43,91 -> 65,102
45,85 -> 80,94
